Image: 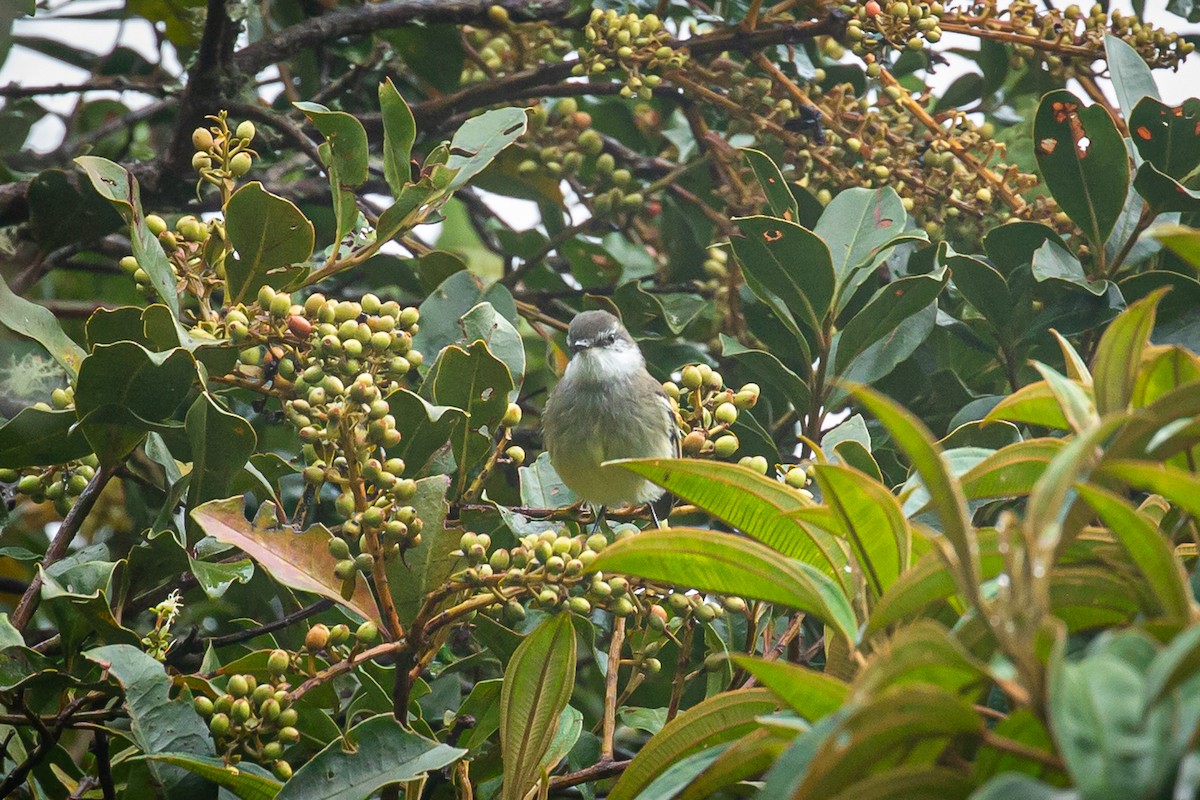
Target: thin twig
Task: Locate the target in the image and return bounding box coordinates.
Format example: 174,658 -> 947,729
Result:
601,617 -> 625,760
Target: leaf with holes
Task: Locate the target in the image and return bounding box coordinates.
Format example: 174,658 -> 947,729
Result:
731,215 -> 835,337
1033,90 -> 1129,250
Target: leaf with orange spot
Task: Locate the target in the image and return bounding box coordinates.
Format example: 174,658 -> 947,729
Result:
1033,90 -> 1129,249
1129,96 -> 1200,182
740,148 -> 800,222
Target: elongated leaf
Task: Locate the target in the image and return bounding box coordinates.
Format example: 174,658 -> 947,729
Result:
379,78 -> 416,193
386,475 -> 455,625
589,528 -> 857,644
847,385 -> 978,596
75,155 -> 181,318
1144,625 -> 1200,705
947,254 -> 1011,331
84,644 -> 214,797
276,714 -> 465,800
185,394 -> 256,509
814,186 -> 909,286
720,334 -> 811,413
190,497 -> 381,628
1092,288 -> 1165,415
145,754 -> 279,800
224,182 -> 314,305
677,729 -> 791,800
972,773 -> 1077,800
1129,97 -> 1200,182
500,614 -> 577,800
612,458 -> 844,578
855,620 -> 988,699
826,766 -> 975,800
795,464 -> 908,597
834,268 -> 948,373
1105,34 -> 1160,122
385,389 -> 467,477
1031,361 -> 1097,433
608,689 -> 779,800
1098,459 -> 1200,520
294,103 -> 369,186
741,147 -> 799,221
445,106 -> 528,191
459,301 -> 524,401
730,655 -> 848,720
732,215 -> 836,335
985,382 -> 1071,430
0,274 -> 86,376
1074,483 -> 1191,622
1033,90 -> 1129,249
960,438 -> 1065,501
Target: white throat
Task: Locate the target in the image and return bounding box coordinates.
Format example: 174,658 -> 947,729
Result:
566,344 -> 644,383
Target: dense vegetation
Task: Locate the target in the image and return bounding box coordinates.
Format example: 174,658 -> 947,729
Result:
2,0 -> 1200,797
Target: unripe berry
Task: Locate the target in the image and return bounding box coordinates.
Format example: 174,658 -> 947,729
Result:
681,365 -> 703,390
713,434 -> 739,458
229,151 -> 253,176
209,713 -> 230,736
191,152 -> 212,171
268,649 -> 290,676
502,403 -> 522,427
146,215 -> 167,236
236,120 -> 256,142
278,726 -> 301,743
194,696 -> 214,716
192,127 -> 214,151
506,445 -> 526,465
227,674 -> 249,698
273,760 -> 292,781
329,623 -> 350,645
714,402 -> 738,424
231,697 -> 251,723
681,430 -> 706,455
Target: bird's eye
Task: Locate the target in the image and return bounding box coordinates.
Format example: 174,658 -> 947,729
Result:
603,332 -> 616,345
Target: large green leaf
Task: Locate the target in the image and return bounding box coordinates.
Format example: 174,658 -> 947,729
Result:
84,644 -> 215,797
729,655 -> 848,720
75,155 -> 181,318
1129,97 -> 1200,182
1033,90 -> 1129,249
424,340 -> 514,475
1105,34 -> 1160,121
720,334 -> 812,413
608,689 -> 779,800
834,268 -> 948,374
224,182 -> 314,305
0,274 -> 87,376
459,301 -> 525,401
947,253 -> 1011,332
985,382 -> 1071,431
813,186 -> 910,289
959,438 -> 1065,501
1091,288 -> 1165,415
970,773 -> 1076,799
444,106 -> 528,191
384,389 -> 467,477
145,754 -> 279,800
0,406 -> 91,468
190,497 -> 381,627
276,714 -> 465,800
1074,483 -> 1191,623
379,78 -> 416,193
185,393 -> 256,508
732,215 -> 835,336
589,528 -> 857,644
499,614 -> 577,800
741,147 -> 799,221
612,458 -> 844,578
385,475 -> 456,626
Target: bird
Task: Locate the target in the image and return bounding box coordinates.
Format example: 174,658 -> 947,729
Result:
542,310 -> 679,524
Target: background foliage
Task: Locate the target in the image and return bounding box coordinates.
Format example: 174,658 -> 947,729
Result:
2,0 -> 1200,798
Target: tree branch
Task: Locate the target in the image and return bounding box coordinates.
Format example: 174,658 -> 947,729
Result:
233,0 -> 573,76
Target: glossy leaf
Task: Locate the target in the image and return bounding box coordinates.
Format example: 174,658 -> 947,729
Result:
835,268 -> 948,374
1129,97 -> 1200,181
814,186 -> 909,287
0,273 -> 86,376
1105,34 -> 1160,121
190,497 -> 381,628
276,714 -> 465,800
612,457 -> 844,577
1091,288 -> 1165,415
959,438 -> 1064,501
741,147 -> 799,221
379,78 -> 416,192
608,689 -> 779,800
721,334 -> 812,413
589,528 -> 858,644
985,382 -> 1071,430
224,181 -> 314,305
732,215 -> 836,335
445,106 -> 528,191
729,655 -> 848,720
0,406 -> 91,468
1033,90 -> 1129,249
386,475 -> 455,625
185,393 -> 256,508
145,754 -> 279,800
384,389 -> 467,477
459,301 -> 525,401
499,614 -> 577,800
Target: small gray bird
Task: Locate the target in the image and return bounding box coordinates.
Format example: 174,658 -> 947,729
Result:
542,310 -> 679,518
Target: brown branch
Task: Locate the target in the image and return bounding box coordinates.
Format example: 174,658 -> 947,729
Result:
548,758 -> 632,791
234,0 -> 572,76
601,616 -> 625,761
0,78 -> 174,99
206,598 -> 334,648
11,464 -> 118,631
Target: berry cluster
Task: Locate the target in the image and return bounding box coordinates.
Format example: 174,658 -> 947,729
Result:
0,454 -> 99,518
844,0 -> 945,54
575,10 -> 681,99
193,649 -> 301,781
191,112 -> 258,194
663,365 -> 758,461
459,7 -> 571,83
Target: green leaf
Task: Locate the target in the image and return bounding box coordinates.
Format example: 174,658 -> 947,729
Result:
1129,97 -> 1200,182
732,215 -> 836,336
185,394 -> 256,508
814,186 -> 910,289
1144,626 -> 1200,706
379,78 -> 416,193
424,340 -> 514,472
413,269 -> 517,366
74,155 -> 181,318
1049,649 -> 1178,800
985,381 -> 1071,430
1133,161 -> 1200,214
720,334 -> 811,413
459,301 -> 525,401
190,497 -> 381,628
276,714 -> 465,800
728,655 -> 848,720
500,614 -> 577,800
386,475 -> 455,626
1033,90 -> 1130,249
188,556 -> 254,600
948,254 -> 1012,332
1031,361 -> 1097,433
607,689 -> 779,800
838,304 -> 937,387
0,406 -> 91,468
835,268 -> 948,373
793,463 -> 909,597
0,274 -> 86,376
385,389 -> 467,477
741,148 -> 799,221
294,103 -> 369,186
1092,288 -> 1165,415
84,644 -> 215,797
145,754 -> 279,800
445,107 -> 528,191
676,730 -> 791,800
589,528 -> 857,645
856,620 -> 988,698
612,458 -> 844,578
971,774 -> 1077,800
847,384 -> 979,597
1151,223 -> 1200,269
27,167 -> 121,252
960,438 -> 1064,501
539,705 -> 584,774
1105,34 -> 1160,121
224,182 -> 314,305
518,451 -> 577,508
1074,483 -> 1191,622
1031,239 -> 1106,296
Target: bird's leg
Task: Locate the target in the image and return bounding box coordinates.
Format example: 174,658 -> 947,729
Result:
591,505 -> 607,534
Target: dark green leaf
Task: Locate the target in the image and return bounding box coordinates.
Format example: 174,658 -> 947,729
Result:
814,186 -> 910,288
835,268 -> 948,373
385,389 -> 467,477
1033,90 -> 1130,249
1129,97 -> 1200,181
741,148 -> 799,221
386,475 -> 455,626
379,78 -> 416,192
732,215 -> 836,336
0,406 -> 91,468
0,274 -> 86,376
459,301 -> 525,401
294,103 -> 369,186
276,714 -> 465,800
224,182 -> 314,305
145,754 -> 279,800
185,394 -> 256,508
1031,240 -> 1106,296
445,107 -> 528,192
